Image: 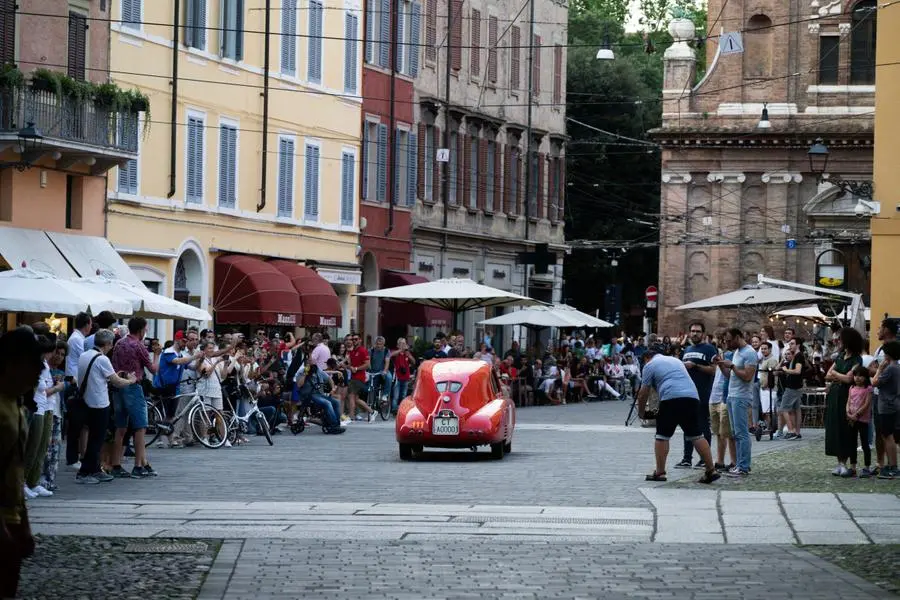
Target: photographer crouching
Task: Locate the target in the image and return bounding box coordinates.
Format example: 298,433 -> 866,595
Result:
286,347 -> 345,435
638,343 -> 720,484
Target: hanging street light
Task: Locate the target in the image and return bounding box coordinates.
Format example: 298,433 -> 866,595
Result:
807,138 -> 874,202
0,122 -> 45,172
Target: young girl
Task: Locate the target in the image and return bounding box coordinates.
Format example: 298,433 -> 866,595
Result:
846,365 -> 874,478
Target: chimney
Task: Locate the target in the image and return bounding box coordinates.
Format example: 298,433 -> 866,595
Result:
662,16 -> 697,116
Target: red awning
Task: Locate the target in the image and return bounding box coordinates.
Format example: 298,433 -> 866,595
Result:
380,271 -> 452,328
214,255 -> 303,326
269,260 -> 343,328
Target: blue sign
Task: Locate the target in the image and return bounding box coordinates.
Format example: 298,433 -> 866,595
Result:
786,238 -> 797,250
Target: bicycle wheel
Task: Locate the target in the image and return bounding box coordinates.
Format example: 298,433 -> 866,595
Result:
222,411 -> 238,445
189,404 -> 228,449
255,412 -> 273,446
145,402 -> 164,447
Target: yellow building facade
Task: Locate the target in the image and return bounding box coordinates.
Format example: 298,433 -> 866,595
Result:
106,0 -> 362,338
871,3 -> 900,329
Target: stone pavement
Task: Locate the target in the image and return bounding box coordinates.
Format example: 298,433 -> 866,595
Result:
20,401 -> 900,599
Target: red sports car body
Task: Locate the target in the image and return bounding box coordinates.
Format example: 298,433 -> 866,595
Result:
395,359 -> 516,460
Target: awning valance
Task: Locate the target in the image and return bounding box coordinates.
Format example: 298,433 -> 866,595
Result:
269,260 -> 342,327
379,271 -> 451,328
214,255 -> 303,326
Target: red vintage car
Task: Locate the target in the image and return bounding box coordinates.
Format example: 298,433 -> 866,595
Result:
395,359 -> 516,460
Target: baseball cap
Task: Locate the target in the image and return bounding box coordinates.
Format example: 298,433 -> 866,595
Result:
174,330 -> 185,341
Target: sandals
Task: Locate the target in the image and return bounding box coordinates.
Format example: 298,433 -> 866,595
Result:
645,471 -> 667,482
698,470 -> 721,485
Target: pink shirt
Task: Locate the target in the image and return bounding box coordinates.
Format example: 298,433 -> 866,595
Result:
111,335 -> 153,382
311,343 -> 331,370
847,385 -> 873,422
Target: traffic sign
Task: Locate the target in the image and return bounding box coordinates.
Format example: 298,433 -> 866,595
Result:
719,32 -> 744,55
646,285 -> 658,309
436,148 -> 450,162
786,238 -> 797,250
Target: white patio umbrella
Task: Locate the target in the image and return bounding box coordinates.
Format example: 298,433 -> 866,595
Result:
0,269 -> 134,316
480,304 -> 614,329
357,278 -> 543,313
675,286 -> 825,313
774,304 -> 871,323
79,277 -> 212,321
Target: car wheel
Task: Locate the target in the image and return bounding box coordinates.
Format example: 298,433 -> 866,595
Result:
503,441 -> 512,454
399,443 -> 413,460
491,442 -> 505,460
412,444 -> 424,454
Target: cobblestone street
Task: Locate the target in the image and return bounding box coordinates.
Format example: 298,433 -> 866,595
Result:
19,401 -> 900,599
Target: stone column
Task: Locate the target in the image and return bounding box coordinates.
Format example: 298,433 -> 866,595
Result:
762,172 -> 803,281
662,19 -> 697,117
659,170 -> 692,329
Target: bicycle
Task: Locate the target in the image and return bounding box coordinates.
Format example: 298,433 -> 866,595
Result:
145,392 -> 229,449
221,386 -> 274,446
366,372 -> 392,421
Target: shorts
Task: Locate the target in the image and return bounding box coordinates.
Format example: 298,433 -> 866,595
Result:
655,397 -> 702,442
113,383 -> 148,430
779,388 -> 802,412
710,402 -> 732,438
876,412 -> 897,438
759,387 -> 776,413
348,379 -> 367,398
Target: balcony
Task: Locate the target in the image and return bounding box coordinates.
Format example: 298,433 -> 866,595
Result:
0,87 -> 138,174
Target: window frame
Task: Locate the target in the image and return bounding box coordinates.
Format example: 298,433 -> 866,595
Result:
220,0 -> 244,61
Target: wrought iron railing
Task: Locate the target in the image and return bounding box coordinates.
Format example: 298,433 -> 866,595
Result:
0,87 -> 138,153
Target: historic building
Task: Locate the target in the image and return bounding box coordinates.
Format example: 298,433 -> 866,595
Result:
408,0 -> 569,349
105,0 -> 363,338
653,0 -> 877,332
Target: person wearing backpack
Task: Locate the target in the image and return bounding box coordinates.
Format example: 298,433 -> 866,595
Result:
75,330 -> 135,484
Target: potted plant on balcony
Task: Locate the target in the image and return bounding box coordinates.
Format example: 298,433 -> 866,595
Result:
30,68 -> 63,98
60,75 -> 94,103
93,82 -> 121,111
0,65 -> 24,92
124,88 -> 152,136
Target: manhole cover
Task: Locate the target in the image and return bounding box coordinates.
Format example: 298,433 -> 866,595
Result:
451,516 -> 652,526
124,542 -> 209,554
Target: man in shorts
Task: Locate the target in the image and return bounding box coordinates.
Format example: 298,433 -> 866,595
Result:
778,340 -> 805,439
637,344 -> 720,484
347,333 -> 375,422
709,349 -> 736,471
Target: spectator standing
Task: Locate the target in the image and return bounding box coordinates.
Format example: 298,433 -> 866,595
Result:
63,312 -> 92,471
23,339 -> 65,499
676,322 -> 718,470
824,327 -> 864,477
347,333 -> 375,421
846,366 -> 874,478
390,338 -> 415,412
872,341 -> 900,479
719,328 -> 759,478
310,333 -> 331,370
869,319 -> 898,474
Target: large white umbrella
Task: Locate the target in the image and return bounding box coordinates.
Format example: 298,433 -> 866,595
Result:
480,304 -> 614,328
79,277 -> 212,321
675,286 -> 824,312
774,304 -> 871,323
357,278 -> 543,312
0,269 -> 134,316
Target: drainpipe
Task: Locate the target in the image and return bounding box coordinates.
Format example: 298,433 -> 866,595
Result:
440,0 -> 452,279
522,0 -> 535,297
258,0 -> 272,212
385,0 -> 398,236
167,0 -> 180,198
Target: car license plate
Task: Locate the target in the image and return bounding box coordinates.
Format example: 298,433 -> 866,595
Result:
432,415 -> 459,436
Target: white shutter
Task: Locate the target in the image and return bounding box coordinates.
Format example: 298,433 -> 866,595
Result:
395,5 -> 405,73
186,116 -> 204,203
281,0 -> 297,75
308,0 -> 323,83
378,0 -> 390,67
344,13 -> 358,94
341,152 -> 354,226
365,0 -> 374,64
409,2 -> 421,77
406,131 -> 417,206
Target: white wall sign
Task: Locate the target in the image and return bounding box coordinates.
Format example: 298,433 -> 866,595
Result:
436,148 -> 450,162
719,32 -> 744,55
318,269 -> 362,285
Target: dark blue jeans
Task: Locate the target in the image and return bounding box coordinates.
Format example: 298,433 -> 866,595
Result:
310,393 -> 341,429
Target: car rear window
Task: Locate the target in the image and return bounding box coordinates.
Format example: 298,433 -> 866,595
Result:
435,381 -> 463,393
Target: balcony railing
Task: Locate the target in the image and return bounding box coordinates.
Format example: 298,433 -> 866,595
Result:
0,87 -> 138,154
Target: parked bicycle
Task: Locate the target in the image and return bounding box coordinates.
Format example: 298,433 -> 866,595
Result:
366,372 -> 392,421
145,392 -> 228,449
221,386 -> 274,446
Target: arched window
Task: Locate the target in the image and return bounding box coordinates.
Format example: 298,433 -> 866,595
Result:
850,0 -> 877,84
744,15 -> 773,78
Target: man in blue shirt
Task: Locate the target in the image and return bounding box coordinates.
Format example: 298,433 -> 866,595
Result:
637,344 -> 720,484
719,328 -> 759,477
676,322 -> 718,470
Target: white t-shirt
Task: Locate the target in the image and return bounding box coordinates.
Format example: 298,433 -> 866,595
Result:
77,349 -> 116,409
66,329 -> 86,378
34,361 -> 53,415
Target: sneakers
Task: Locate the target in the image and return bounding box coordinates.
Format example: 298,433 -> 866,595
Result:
725,467 -> 749,478
674,459 -> 692,469
877,466 -> 897,480
31,485 -> 53,497
93,471 -> 115,483
75,474 -> 100,485
367,411 -> 376,423
131,466 -> 151,478
110,465 -> 134,479
67,461 -> 81,471
841,467 -> 857,478
693,459 -> 707,470
772,431 -> 784,440
716,463 -> 735,473
698,470 -> 721,484
859,467 -> 874,478
22,485 -> 37,500
832,465 -> 844,476
224,440 -> 233,448
142,464 -> 159,477
325,426 -> 346,434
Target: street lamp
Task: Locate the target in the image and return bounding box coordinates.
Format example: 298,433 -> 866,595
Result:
596,28 -> 615,60
0,122 -> 45,171
807,138 -> 873,200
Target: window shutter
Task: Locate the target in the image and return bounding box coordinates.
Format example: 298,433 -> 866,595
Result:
184,0 -> 195,46
197,0 -> 207,48
432,125 -> 441,204
478,138 -> 487,210
341,152 -> 355,225
305,144 -> 319,219
557,156 -> 565,222
365,0 -> 374,64
308,1 -> 323,83
450,0 -> 462,70
376,123 -> 388,201
416,123 -> 426,199
537,153 -> 546,219
470,9 -> 480,77
345,12 -> 358,93
122,0 -> 142,29
468,134 -> 478,209
487,16 -> 497,84
235,0 -> 245,60
361,124 -> 369,199
186,118 -> 204,203
407,131 -> 417,206
510,26 -> 520,90
494,142 -> 503,213
425,0 -> 436,62
553,45 -> 562,104
281,0 -> 297,75
409,2 -> 421,77
379,0 -> 390,67
0,0 -> 16,66
67,12 -> 87,80
532,35 -> 541,94
277,138 -> 294,217
393,130 -> 401,205
457,133 -> 467,206
118,160 -> 138,195
218,126 -> 229,207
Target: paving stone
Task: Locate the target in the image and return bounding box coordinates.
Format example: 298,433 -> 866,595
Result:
779,492 -> 839,504
839,493 -> 900,510
720,491 -> 778,500
721,513 -> 789,528
724,526 -> 796,544
789,518 -> 863,533
796,531 -> 871,545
